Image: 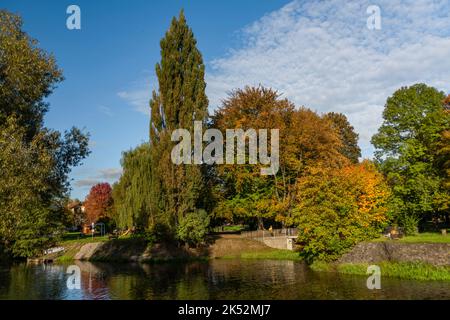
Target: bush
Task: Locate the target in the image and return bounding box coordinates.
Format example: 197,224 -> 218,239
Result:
399,213 -> 420,236
176,210 -> 210,246
145,222 -> 173,244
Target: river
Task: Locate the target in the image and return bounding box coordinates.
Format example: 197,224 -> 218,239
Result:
0,260 -> 449,300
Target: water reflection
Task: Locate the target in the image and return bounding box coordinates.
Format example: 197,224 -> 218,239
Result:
0,260 -> 449,300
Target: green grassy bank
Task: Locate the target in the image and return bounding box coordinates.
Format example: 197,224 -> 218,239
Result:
219,249 -> 302,261
311,261 -> 450,281
371,232 -> 450,244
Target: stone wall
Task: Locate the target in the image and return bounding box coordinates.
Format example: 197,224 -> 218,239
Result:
262,237 -> 290,250
337,242 -> 450,266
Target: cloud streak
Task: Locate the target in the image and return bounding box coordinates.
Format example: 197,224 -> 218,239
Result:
73,167 -> 123,190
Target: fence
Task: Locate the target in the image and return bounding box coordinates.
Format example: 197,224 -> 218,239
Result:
241,228 -> 298,240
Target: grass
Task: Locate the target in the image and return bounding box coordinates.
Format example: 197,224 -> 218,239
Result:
398,232 -> 450,243
60,233 -> 109,245
220,249 -> 302,261
371,232 -> 450,244
211,225 -> 247,233
310,260 -> 334,272
338,262 -> 450,281
311,260 -> 450,281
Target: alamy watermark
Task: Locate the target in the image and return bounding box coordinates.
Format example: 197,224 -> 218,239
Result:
366,265 -> 381,289
66,5 -> 81,30
367,5 -> 381,30
66,265 -> 81,290
171,121 -> 279,175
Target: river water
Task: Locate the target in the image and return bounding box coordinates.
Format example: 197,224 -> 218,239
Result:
0,260 -> 449,300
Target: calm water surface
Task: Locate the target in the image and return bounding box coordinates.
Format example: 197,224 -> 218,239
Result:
0,260 -> 449,300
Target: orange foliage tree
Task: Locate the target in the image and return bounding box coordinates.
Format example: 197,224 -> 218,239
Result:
84,183 -> 113,224
212,86 -> 347,228
293,160 -> 390,262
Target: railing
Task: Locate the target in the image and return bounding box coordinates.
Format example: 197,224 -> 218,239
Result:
241,228 -> 298,240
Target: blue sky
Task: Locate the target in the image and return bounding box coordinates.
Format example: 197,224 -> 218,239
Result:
2,0 -> 450,200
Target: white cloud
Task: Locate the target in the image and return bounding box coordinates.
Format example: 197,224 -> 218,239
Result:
98,105 -> 113,117
117,75 -> 156,115
206,0 -> 450,157
117,89 -> 150,115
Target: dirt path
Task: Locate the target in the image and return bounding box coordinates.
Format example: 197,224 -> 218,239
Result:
209,234 -> 273,258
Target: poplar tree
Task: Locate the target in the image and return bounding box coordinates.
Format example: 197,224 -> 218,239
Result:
149,11 -> 209,231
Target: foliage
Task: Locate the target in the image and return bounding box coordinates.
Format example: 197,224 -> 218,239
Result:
112,143 -> 163,232
0,11 -> 90,258
294,161 -> 390,262
213,86 -> 347,229
0,10 -> 63,139
371,84 -> 450,234
176,210 -> 210,246
324,112 -> 361,163
84,183 -> 113,224
147,10 -> 210,237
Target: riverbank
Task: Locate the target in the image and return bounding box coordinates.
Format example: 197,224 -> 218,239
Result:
42,233 -> 300,263
39,232 -> 450,281
311,240 -> 450,281
311,261 -> 450,281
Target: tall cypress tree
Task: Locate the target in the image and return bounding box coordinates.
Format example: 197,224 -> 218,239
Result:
149,10 -> 209,229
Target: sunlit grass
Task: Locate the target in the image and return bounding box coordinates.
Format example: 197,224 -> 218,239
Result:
220,249 -> 302,261
312,261 -> 450,281
371,232 -> 450,244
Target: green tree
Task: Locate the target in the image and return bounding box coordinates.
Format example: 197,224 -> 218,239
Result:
148,10 -> 209,235
176,209 -> 210,246
324,112 -> 361,163
0,10 -> 63,139
112,144 -> 154,230
371,84 -> 449,234
0,11 -> 90,257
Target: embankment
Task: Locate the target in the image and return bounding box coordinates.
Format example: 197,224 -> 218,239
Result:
49,234 -> 298,263
311,241 -> 450,281
337,242 -> 450,266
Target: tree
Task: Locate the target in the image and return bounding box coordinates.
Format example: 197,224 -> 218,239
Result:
84,183 -> 113,224
294,161 -> 390,262
371,84 -> 449,234
148,10 -> 209,236
0,11 -> 90,258
324,112 -> 361,163
0,10 -> 63,139
431,95 -> 450,224
112,144 -> 154,230
213,86 -> 347,229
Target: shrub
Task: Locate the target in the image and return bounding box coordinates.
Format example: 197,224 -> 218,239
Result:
176,210 -> 210,246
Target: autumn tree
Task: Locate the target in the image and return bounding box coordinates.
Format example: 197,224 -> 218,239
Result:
294,161 -> 390,262
213,86 -> 347,229
324,112 -> 361,163
84,183 -> 113,224
432,94 -> 450,224
0,11 -> 90,258
372,84 -> 449,234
